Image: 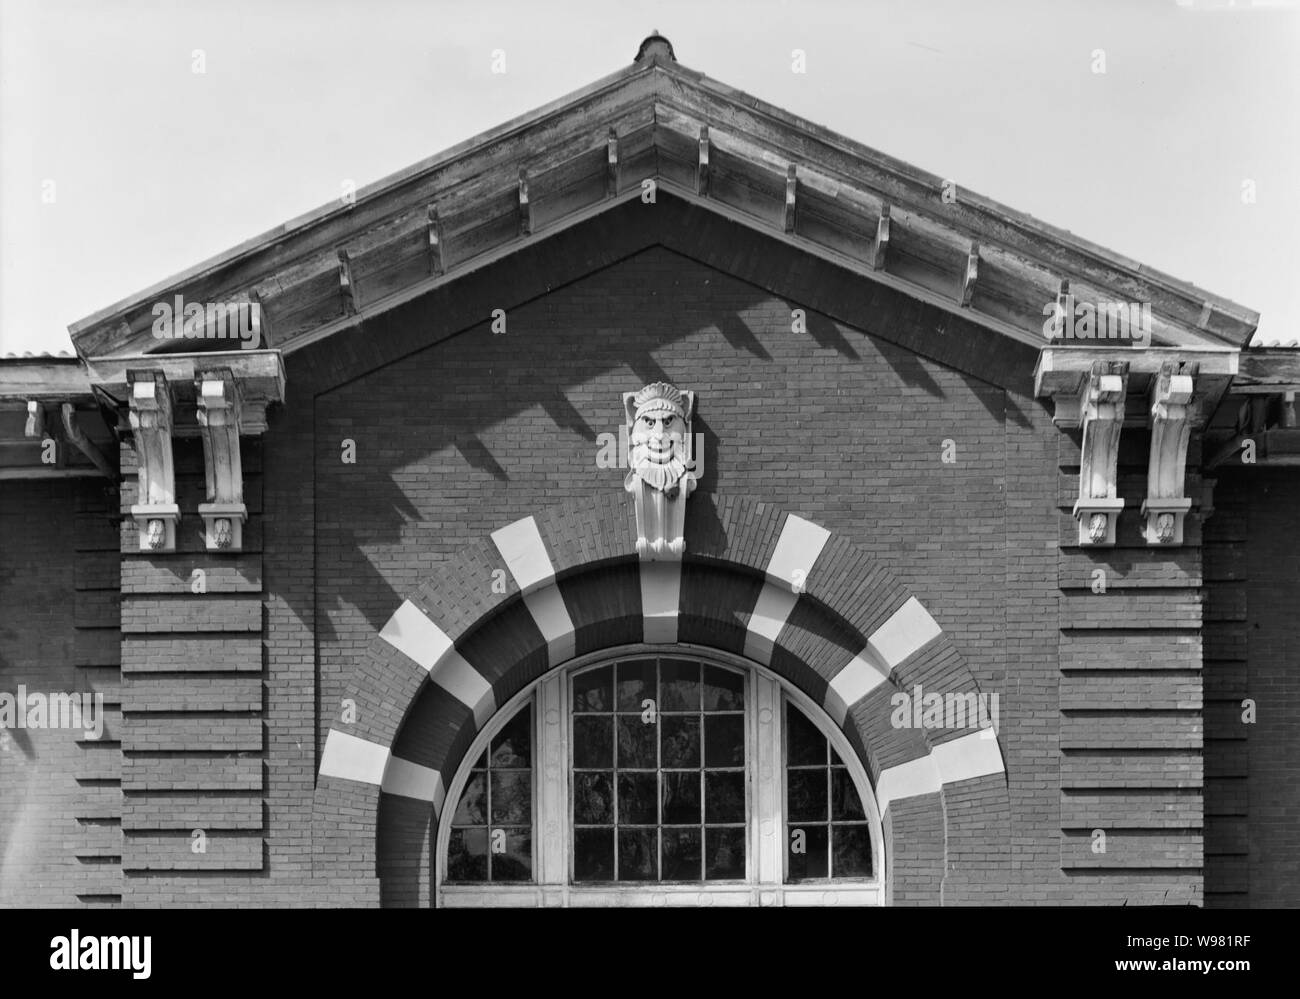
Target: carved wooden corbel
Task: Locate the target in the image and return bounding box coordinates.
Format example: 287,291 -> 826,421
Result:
1142,362 -> 1196,545
128,371 -> 180,551
1073,360 -> 1128,546
195,370 -> 247,551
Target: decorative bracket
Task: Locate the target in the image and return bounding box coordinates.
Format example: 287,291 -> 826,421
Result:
195,370 -> 247,551
1142,362 -> 1196,545
960,242 -> 979,307
337,250 -> 356,316
517,168 -> 532,236
623,382 -> 698,561
25,400 -> 44,438
697,127 -> 711,196
128,371 -> 180,551
61,403 -> 114,477
606,128 -> 620,198
1072,360 -> 1128,546
783,164 -> 798,233
871,204 -> 890,271
426,205 -> 444,277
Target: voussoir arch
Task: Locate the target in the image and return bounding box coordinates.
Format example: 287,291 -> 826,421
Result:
311,492 -> 1009,904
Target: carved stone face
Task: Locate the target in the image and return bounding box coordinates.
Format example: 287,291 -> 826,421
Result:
630,410 -> 683,466
626,383 -> 692,495
1155,512 -> 1176,543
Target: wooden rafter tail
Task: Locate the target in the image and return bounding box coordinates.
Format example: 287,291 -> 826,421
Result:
697,126 -> 710,197
961,241 -> 980,307
337,249 -> 356,315
60,403 -> 114,478
247,290 -> 274,347
784,164 -> 798,233
606,128 -> 620,198
24,400 -> 44,438
1049,277 -> 1071,339
871,203 -> 890,271
518,168 -> 532,236
427,205 -> 444,276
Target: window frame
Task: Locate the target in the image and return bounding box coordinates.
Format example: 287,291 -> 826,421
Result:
434,643 -> 884,907
442,697 -> 538,885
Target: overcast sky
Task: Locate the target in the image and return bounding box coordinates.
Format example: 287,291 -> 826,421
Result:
1,0 -> 1296,355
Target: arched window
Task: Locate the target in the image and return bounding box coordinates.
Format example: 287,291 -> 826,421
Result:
437,648 -> 883,907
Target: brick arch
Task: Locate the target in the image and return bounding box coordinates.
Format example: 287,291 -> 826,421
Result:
311,492 -> 1009,905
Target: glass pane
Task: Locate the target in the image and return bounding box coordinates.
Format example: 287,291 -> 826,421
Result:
787,769 -> 828,823
574,771 -> 613,824
574,827 -> 614,882
661,827 -> 702,881
491,828 -> 533,882
447,827 -> 488,882
786,824 -> 828,880
472,749 -> 487,769
617,827 -> 658,881
616,659 -> 656,712
618,772 -> 658,824
705,771 -> 745,824
704,714 -> 744,766
573,715 -> 613,767
490,771 -> 531,825
786,702 -> 826,766
702,665 -> 744,710
831,767 -> 866,821
660,715 -> 700,768
490,710 -> 531,767
831,824 -> 873,878
452,771 -> 486,825
617,714 -> 657,768
660,660 -> 700,711
705,826 -> 745,879
573,665 -> 613,713
661,770 -> 701,824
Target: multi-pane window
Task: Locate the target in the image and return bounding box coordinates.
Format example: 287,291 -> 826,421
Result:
784,701 -> 873,880
445,704 -> 533,882
570,658 -> 747,882
437,651 -> 881,905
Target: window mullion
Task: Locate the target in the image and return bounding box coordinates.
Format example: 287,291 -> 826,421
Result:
536,672 -> 566,885
754,672 -> 784,888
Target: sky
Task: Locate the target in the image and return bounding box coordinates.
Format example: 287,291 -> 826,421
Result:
1,0 -> 1297,355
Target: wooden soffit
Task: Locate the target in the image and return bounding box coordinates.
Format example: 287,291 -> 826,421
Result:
69,36 -> 1259,362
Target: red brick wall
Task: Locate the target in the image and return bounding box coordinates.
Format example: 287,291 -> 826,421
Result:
18,241 -> 1292,907
309,246 -> 1065,903
1203,468 -> 1300,906
0,478 -> 120,906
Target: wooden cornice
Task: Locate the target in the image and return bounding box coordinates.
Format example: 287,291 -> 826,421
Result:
69,37 -> 1260,363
